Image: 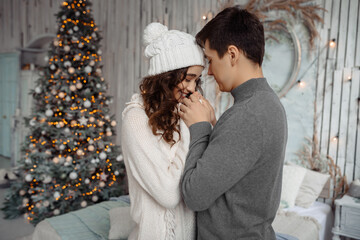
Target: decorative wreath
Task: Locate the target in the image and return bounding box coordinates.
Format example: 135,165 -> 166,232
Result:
218,0 -> 325,50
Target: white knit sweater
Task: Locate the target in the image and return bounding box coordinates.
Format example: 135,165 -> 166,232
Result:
121,94 -> 195,240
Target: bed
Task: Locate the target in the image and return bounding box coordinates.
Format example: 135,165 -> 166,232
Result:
32,196 -> 130,240
32,165 -> 334,240
273,200 -> 333,240
273,164 -> 334,240
32,197 -> 333,240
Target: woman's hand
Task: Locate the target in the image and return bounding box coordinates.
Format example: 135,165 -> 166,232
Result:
179,92 -> 216,127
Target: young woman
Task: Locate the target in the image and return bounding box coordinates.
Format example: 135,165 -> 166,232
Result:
121,22 -> 206,240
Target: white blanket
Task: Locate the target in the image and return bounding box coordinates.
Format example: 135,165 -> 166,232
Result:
273,201 -> 333,240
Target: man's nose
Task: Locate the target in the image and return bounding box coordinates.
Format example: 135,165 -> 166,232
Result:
207,66 -> 213,76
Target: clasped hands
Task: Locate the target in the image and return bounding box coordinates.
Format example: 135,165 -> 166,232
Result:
179,92 -> 217,127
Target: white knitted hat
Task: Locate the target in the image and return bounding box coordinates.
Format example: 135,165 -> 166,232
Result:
143,22 -> 205,76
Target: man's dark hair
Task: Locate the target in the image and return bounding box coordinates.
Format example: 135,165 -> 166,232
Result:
196,7 -> 265,66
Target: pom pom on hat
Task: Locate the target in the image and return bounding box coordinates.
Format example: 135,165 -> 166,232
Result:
143,22 -> 205,76
143,22 -> 168,45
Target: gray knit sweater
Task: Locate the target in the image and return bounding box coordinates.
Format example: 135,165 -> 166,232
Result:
181,78 -> 288,240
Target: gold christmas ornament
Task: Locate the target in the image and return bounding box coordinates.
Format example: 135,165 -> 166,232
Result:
70,85 -> 77,91
89,116 -> 95,122
76,82 -> 83,89
58,92 -> 65,98
88,145 -> 95,151
111,120 -> 116,126
53,157 -> 60,164
68,67 -> 75,74
77,149 -> 84,156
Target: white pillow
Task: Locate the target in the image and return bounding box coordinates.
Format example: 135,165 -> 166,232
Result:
295,168 -> 330,208
280,165 -> 307,209
108,206 -> 136,240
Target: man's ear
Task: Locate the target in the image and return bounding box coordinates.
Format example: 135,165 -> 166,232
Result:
227,45 -> 240,66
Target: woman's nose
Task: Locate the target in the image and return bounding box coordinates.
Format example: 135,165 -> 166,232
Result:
186,82 -> 196,93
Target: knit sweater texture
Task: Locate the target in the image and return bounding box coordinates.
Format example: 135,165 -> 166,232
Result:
121,94 -> 195,240
181,78 -> 288,240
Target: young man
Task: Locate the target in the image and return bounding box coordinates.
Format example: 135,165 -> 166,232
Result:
179,7 -> 288,240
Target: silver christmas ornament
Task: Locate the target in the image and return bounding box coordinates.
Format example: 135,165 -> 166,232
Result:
54,192 -> 60,199
29,119 -> 36,126
35,87 -> 41,94
64,61 -> 71,67
84,100 -> 91,108
25,174 -> 33,182
99,152 -> 107,160
69,172 -> 78,180
64,127 -> 71,134
43,175 -> 52,184
84,66 -> 92,73
43,201 -> 50,207
116,154 -> 124,162
45,109 -> 53,117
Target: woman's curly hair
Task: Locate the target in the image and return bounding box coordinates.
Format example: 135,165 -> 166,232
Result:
140,67 -> 201,146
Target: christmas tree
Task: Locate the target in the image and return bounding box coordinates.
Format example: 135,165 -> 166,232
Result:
2,0 -> 127,225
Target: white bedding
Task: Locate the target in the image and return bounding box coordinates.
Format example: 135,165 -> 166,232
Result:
283,201 -> 334,240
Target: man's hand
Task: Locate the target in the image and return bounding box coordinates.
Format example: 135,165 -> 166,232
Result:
179,92 -> 217,127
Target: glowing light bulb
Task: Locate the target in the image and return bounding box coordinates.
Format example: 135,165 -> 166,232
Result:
297,80 -> 305,88
347,76 -> 352,81
329,39 -> 336,48
202,15 -> 207,20
332,136 -> 338,142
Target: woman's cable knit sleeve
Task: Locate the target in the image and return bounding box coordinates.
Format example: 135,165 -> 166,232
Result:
121,106 -> 183,209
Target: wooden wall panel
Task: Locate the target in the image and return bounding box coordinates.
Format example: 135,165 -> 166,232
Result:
0,0 -> 359,182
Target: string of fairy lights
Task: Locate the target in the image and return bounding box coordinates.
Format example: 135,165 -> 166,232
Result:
201,11 -> 354,144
